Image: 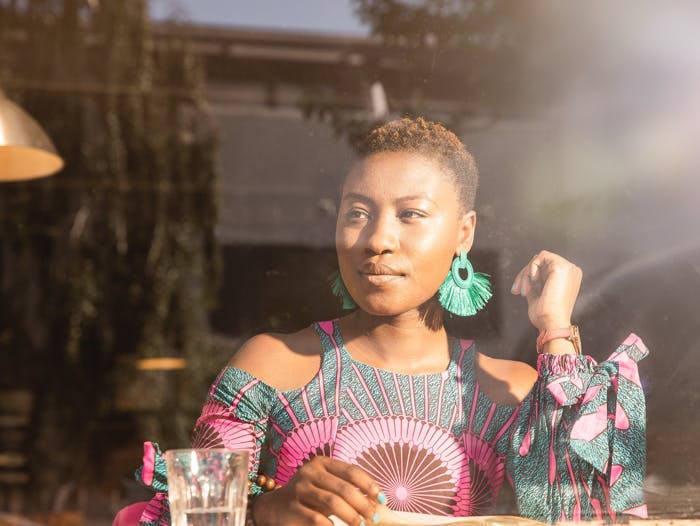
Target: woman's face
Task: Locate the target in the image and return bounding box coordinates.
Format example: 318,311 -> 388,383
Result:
336,151 -> 476,317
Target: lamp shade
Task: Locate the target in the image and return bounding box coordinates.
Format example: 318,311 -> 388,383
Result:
0,90 -> 64,181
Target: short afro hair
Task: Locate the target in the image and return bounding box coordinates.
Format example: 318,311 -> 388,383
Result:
356,116 -> 478,212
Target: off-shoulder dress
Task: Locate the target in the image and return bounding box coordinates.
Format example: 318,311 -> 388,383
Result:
134,319 -> 649,525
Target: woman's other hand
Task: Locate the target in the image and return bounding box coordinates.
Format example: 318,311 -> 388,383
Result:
510,250 -> 582,331
252,456 -> 382,526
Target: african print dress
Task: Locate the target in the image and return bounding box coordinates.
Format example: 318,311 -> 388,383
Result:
134,319 -> 649,524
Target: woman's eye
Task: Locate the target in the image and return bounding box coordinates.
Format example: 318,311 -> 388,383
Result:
346,209 -> 369,221
400,209 -> 426,219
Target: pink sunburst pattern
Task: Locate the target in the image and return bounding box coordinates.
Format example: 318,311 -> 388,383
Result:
192,401 -> 259,469
334,416 -> 465,515
274,416 -> 339,486
452,432 -> 506,516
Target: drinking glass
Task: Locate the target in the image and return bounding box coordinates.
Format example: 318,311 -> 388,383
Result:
165,448 -> 249,526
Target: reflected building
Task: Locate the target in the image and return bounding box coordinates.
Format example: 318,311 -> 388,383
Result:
171,21 -> 700,518
0,13 -> 698,520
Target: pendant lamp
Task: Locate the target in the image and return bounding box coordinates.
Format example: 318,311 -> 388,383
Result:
0,89 -> 64,181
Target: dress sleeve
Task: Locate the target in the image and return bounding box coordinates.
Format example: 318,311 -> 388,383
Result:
134,367 -> 276,526
507,333 -> 649,524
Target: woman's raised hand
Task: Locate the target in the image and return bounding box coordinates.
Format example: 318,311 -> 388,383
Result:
252,456 -> 382,526
510,250 -> 582,331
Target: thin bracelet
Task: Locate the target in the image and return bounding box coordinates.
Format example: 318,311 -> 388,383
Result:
536,325 -> 581,354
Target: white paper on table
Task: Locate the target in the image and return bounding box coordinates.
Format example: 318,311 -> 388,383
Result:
329,506 -> 545,525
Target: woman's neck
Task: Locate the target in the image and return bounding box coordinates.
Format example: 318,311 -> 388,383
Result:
338,308 -> 451,374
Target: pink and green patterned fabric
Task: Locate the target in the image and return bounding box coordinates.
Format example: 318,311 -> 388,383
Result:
135,319 -> 648,524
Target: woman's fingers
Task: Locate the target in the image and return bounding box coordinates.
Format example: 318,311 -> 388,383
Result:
293,457 -> 378,525
289,501 -> 334,526
253,487 -> 334,526
510,250 -> 583,331
512,252 -> 558,297
325,459 -> 381,501
519,271 -> 532,297
530,257 -> 547,283
302,484 -> 369,526
323,465 -> 379,523
511,265 -> 525,295
255,455 -> 382,526
511,255 -> 539,296
322,460 -> 379,522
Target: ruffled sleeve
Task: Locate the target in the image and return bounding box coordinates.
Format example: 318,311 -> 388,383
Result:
508,334 -> 649,524
134,367 -> 277,526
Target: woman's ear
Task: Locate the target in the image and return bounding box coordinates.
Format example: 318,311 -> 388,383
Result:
456,210 -> 477,254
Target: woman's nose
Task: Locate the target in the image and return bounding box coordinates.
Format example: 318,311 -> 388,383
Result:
364,214 -> 399,254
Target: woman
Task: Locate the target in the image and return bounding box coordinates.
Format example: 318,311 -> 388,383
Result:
130,117 -> 648,525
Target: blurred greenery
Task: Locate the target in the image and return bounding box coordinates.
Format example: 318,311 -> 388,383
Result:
0,0 -> 573,509
0,0 -> 220,508
0,0 -> 697,517
299,0 -> 551,142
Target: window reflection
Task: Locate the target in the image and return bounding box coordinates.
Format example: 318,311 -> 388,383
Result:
0,0 -> 698,522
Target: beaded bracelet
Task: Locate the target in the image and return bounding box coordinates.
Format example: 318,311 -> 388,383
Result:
247,474 -> 279,494
246,474 -> 280,526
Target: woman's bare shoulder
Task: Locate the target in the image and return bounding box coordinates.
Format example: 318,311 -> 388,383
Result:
474,352 -> 538,407
228,325 -> 322,391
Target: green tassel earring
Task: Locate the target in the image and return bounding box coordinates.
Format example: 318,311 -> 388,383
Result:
438,251 -> 492,316
329,270 -> 357,310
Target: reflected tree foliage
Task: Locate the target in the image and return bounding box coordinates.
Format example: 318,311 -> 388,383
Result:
301,0 -> 557,142
0,0 -> 696,516
0,0 -> 219,508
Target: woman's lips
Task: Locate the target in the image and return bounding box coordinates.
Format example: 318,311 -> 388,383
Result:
361,273 -> 403,285
358,263 -> 405,285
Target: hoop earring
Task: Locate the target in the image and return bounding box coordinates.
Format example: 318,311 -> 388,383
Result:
329,270 -> 357,310
438,251 -> 492,316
